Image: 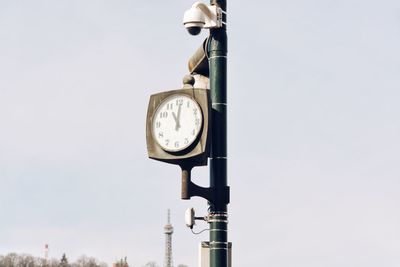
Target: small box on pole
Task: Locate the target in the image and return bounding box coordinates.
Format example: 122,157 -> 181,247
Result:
198,241 -> 232,267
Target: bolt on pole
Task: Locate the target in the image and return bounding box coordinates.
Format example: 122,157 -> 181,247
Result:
208,0 -> 229,266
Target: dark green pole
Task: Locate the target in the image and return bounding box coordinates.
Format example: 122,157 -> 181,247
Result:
208,0 -> 228,266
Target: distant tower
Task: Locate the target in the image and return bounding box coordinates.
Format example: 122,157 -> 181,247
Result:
164,209 -> 174,267
44,244 -> 49,262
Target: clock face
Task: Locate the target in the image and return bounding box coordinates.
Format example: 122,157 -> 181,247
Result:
152,94 -> 203,152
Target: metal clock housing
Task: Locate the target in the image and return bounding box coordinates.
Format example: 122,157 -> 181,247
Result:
146,88 -> 210,167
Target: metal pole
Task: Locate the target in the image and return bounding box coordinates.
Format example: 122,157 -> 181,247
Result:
208,0 -> 228,266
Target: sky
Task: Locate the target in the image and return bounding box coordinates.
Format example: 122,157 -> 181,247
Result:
1,0 -> 400,266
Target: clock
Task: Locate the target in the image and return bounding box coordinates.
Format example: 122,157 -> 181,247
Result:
146,88 -> 210,167
152,94 -> 203,152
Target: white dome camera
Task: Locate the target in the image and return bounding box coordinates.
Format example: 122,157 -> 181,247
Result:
183,7 -> 206,35
183,2 -> 223,36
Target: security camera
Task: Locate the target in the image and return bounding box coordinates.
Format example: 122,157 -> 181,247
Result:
183,2 -> 223,35
183,7 -> 206,35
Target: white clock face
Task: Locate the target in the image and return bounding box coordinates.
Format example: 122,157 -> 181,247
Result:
152,94 -> 203,152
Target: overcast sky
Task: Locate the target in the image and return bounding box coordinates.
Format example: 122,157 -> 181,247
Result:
1,0 -> 400,266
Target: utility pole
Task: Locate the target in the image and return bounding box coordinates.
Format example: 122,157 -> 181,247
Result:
146,1 -> 229,266
208,0 -> 228,266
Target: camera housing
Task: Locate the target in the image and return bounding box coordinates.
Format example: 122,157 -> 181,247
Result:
185,208 -> 195,229
183,6 -> 206,35
183,2 -> 222,35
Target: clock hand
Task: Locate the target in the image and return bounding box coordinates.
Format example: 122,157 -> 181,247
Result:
175,104 -> 182,131
172,111 -> 179,131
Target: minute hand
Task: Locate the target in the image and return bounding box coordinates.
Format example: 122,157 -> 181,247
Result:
175,104 -> 182,131
172,112 -> 179,130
